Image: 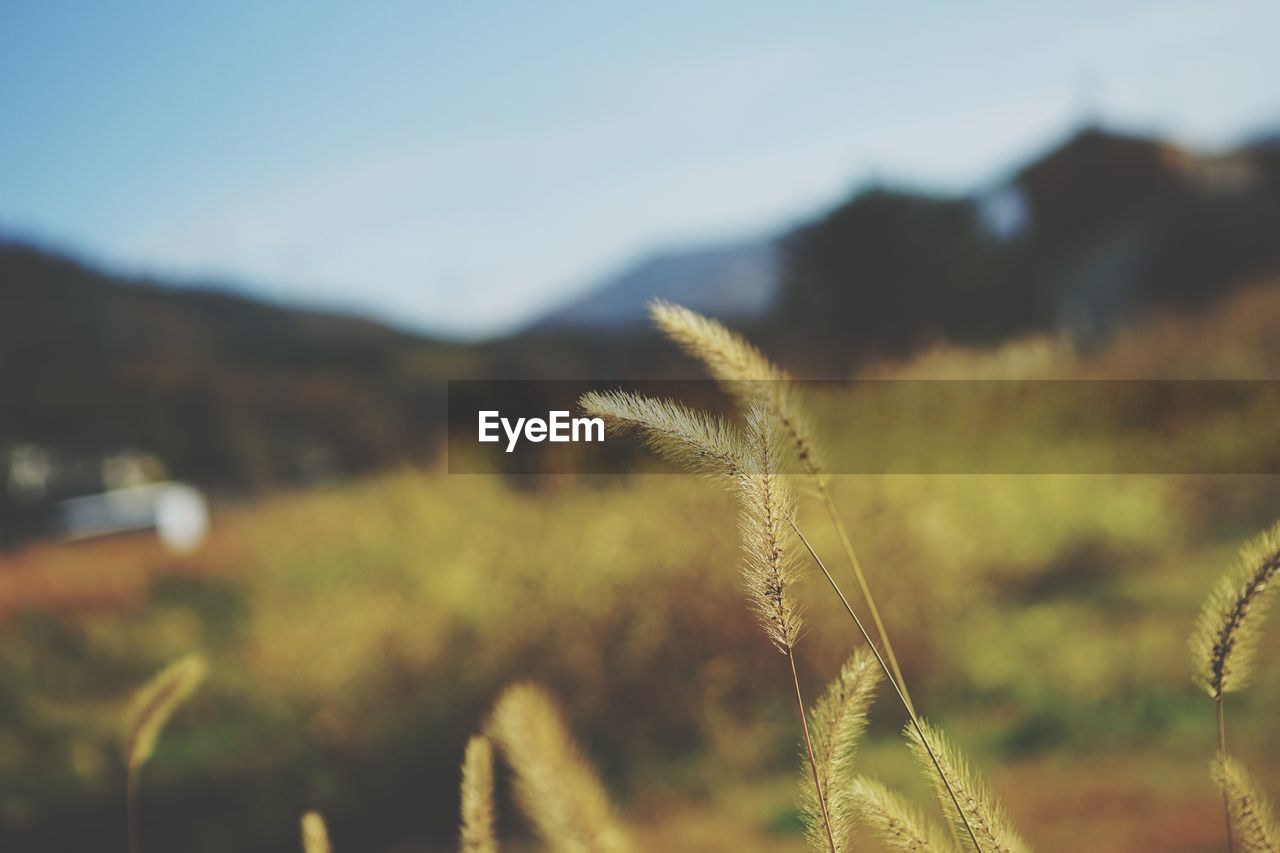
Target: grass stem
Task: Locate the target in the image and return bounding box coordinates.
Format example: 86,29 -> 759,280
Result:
791,519 -> 983,853
789,647 -> 839,853
1218,695 -> 1234,853
817,482 -> 915,715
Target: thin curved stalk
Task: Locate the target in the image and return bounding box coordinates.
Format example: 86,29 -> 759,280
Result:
791,519 -> 982,853
790,648 -> 839,853
817,481 -> 915,715
1219,696 -> 1235,853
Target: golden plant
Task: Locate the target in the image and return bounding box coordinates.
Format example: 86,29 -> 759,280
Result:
582,303 -> 1003,851
650,299 -> 915,714
1191,521 -> 1280,701
485,682 -> 631,853
300,811 -> 332,853
801,648 -> 881,851
579,389 -> 747,480
577,391 -> 838,848
650,300 -> 789,386
906,722 -> 1028,853
850,776 -> 955,852
737,407 -> 836,851
121,653 -> 208,853
459,735 -> 498,853
788,522 -> 982,850
736,407 -> 806,653
1212,753 -> 1280,853
1191,520 -> 1280,852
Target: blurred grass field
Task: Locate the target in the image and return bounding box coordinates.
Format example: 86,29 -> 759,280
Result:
4,285 -> 1280,851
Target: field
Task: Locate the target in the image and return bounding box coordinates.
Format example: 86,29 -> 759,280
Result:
4,285 -> 1280,851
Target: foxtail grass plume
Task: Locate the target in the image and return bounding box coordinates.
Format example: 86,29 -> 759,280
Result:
300,811 -> 331,853
460,735 -> 498,853
801,648 -> 881,851
123,653 -> 208,853
1212,753 -> 1280,852
649,300 -> 822,477
486,683 -> 630,853
649,300 -> 919,718
906,721 -> 1028,853
738,406 -> 805,652
1191,521 -> 1280,698
850,776 -> 956,852
122,653 -> 208,772
579,389 -> 746,480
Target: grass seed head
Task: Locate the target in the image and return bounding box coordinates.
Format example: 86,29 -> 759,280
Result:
1212,753 -> 1280,852
486,683 -> 630,853
1191,521 -> 1280,698
122,653 -> 208,772
460,735 -> 498,853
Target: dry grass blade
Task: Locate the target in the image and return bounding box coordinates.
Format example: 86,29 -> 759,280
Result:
649,299 -> 820,475
300,811 -> 332,853
649,300 -> 916,714
850,776 -> 957,852
801,648 -> 881,851
906,722 -> 1028,853
460,735 -> 498,853
736,406 -> 837,852
649,299 -> 786,385
737,406 -> 804,652
788,521 -> 976,850
122,653 -> 208,853
579,389 -> 747,480
122,653 -> 208,771
486,683 -> 630,853
1213,753 -> 1280,852
1191,521 -> 1280,698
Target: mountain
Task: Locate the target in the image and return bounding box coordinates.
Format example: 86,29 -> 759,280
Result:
0,240 -> 467,495
529,237 -> 779,331
528,125 -> 1280,351
5,122 -> 1280,514
774,125 -> 1280,369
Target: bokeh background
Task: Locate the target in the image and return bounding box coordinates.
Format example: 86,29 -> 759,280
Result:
3,2 -> 1280,850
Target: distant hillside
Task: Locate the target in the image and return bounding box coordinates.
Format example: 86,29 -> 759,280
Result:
0,241 -> 467,492
523,125 -> 1280,363
775,125 -> 1280,371
5,123 -> 1280,512
530,237 -> 779,331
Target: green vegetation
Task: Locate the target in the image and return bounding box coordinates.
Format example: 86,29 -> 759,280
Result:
3,288 -> 1280,850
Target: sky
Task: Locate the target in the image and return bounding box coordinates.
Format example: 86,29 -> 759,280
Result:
2,1 -> 1278,339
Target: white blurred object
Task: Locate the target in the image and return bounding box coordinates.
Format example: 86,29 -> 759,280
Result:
6,444 -> 54,503
54,482 -> 210,553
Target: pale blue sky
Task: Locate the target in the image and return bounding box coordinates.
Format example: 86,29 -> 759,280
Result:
2,1 -> 1278,338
